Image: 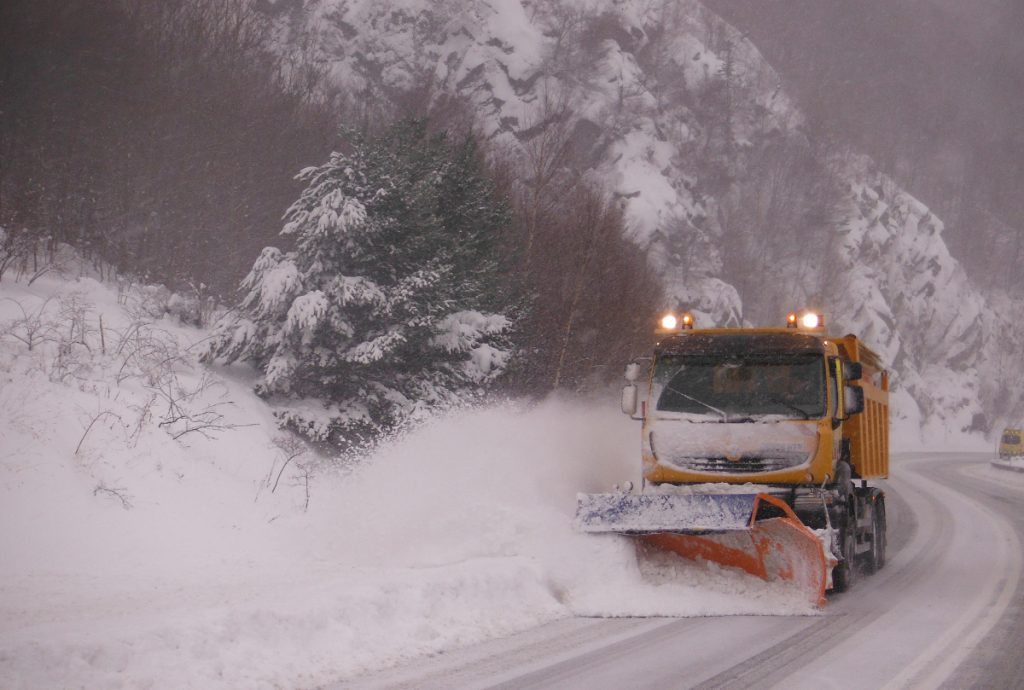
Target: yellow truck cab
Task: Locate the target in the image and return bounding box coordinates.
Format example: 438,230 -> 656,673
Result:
635,314 -> 889,489
998,428 -> 1024,458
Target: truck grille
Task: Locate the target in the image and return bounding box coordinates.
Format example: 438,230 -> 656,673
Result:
664,454 -> 808,474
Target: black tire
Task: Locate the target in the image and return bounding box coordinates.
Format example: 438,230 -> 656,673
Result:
832,509 -> 857,592
874,498 -> 887,570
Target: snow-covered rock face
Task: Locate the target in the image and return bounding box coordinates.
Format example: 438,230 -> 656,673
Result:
826,172 -> 988,443
269,0 -> 796,306
267,0 -> 1011,445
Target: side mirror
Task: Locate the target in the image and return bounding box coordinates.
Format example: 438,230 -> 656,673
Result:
621,384 -> 638,415
844,362 -> 863,382
624,362 -> 643,382
844,384 -> 865,416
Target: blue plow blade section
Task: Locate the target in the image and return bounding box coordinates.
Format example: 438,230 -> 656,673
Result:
574,492 -> 760,534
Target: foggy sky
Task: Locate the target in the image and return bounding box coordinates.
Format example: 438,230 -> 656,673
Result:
704,0 -> 1024,289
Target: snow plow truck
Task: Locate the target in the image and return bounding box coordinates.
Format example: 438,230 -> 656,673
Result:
576,310 -> 889,607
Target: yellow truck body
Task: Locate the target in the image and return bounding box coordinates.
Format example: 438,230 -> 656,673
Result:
999,428 -> 1024,457
577,315 -> 891,606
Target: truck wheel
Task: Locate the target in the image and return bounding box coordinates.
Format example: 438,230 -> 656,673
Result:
871,498 -> 887,571
862,495 -> 887,574
832,511 -> 857,592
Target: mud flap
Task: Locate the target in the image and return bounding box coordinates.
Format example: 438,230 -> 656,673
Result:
575,492 -> 830,607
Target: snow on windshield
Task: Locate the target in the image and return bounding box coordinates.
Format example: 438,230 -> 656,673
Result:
654,353 -> 827,421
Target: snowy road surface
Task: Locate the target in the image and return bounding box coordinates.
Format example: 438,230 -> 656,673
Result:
342,454 -> 1024,690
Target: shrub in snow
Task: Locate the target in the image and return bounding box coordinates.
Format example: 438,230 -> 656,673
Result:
207,120 -> 515,449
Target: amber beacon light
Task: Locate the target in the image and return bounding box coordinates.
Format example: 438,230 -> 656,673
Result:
786,310 -> 825,330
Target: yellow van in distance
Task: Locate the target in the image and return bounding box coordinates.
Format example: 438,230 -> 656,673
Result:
998,428 -> 1024,458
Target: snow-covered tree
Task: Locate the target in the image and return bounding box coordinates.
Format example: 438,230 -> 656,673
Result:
207,120 -> 514,448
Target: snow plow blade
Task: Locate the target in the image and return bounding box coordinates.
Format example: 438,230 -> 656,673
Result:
575,492 -> 830,607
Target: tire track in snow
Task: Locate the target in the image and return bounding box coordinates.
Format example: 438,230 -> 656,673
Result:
695,453 -> 1020,689
932,460 -> 1024,689
877,457 -> 1021,690
343,618 -> 682,690
338,455 -> 1023,689
691,467 -> 946,689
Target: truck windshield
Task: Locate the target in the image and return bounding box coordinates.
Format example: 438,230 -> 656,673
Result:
653,353 -> 826,420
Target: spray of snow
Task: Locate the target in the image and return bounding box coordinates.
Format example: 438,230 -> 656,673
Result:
300,400 -> 815,617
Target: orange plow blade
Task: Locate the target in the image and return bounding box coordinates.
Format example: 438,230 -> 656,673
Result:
643,495 -> 829,607
576,492 -> 831,607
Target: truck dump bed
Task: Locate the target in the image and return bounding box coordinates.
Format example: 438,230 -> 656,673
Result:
836,335 -> 889,479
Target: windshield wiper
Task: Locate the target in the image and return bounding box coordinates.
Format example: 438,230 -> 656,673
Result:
767,396 -> 813,420
663,383 -> 728,421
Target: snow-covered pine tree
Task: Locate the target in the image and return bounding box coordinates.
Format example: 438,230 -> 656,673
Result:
207,120 -> 514,449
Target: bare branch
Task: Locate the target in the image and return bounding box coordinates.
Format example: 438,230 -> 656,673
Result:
93,483 -> 133,510
76,410 -> 124,455
270,435 -> 308,494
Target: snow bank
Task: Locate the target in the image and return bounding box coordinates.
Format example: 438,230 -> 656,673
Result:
1,273 -> 811,690
990,457 -> 1024,474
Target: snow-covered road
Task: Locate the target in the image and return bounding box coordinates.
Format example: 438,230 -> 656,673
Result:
342,453 -> 1024,690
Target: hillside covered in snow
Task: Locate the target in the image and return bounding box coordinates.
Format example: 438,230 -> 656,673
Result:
261,0 -> 1018,446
